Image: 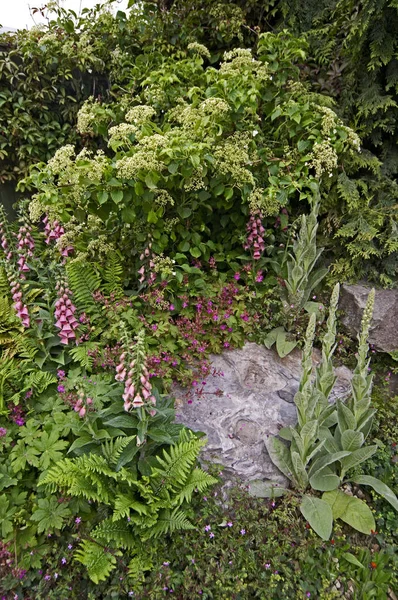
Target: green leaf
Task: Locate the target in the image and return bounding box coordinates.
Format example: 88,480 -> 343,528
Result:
276,331 -> 297,358
178,207 -> 192,219
352,475 -> 398,512
105,415 -> 138,429
98,191 -> 109,205
340,445 -> 378,475
322,489 -> 351,519
266,437 -> 293,480
308,451 -> 350,479
336,401 -> 356,433
263,326 -> 285,349
300,495 -> 333,540
30,496 -> 71,533
339,496 -> 375,534
115,439 -> 139,471
342,552 -> 365,569
111,189 -> 123,204
310,468 -> 340,492
147,210 -> 158,224
341,430 -> 364,452
189,247 -> 201,258
247,480 -> 288,498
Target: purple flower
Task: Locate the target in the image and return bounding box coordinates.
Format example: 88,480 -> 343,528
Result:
234,272 -> 240,281
227,521 -> 233,527
209,532 -> 215,538
306,594 -> 311,598
163,561 -> 170,567
61,558 -> 67,564
0,428 -> 7,437
240,529 -> 246,535
204,525 -> 211,532
44,575 -> 51,581
151,324 -> 158,331
265,563 -> 271,569
223,342 -> 230,348
25,390 -> 33,399
57,370 -> 66,379
75,517 -> 81,524
169,304 -> 175,311
57,385 -> 65,393
67,544 -> 73,550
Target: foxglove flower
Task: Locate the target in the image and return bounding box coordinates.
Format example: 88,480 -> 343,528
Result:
54,283 -> 79,345
244,212 -> 266,260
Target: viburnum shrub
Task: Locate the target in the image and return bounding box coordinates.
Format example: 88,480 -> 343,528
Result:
22,31 -> 363,284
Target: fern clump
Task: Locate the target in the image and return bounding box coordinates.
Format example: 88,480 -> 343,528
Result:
40,429 -> 216,582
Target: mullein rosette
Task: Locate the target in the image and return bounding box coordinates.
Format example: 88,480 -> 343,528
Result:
54,282 -> 80,345
115,330 -> 157,415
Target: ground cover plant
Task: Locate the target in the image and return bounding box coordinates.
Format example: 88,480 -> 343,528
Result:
0,0 -> 397,597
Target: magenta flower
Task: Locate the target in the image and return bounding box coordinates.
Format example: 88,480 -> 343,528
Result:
234,272 -> 240,281
227,521 -> 233,527
0,428 -> 7,437
75,517 -> 81,524
57,385 -> 65,393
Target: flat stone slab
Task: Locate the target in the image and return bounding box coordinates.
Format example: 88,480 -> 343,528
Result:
174,343 -> 352,489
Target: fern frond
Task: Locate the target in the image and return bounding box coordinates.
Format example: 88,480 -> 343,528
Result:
74,540 -> 119,584
173,468 -> 217,505
66,262 -> 100,313
0,268 -> 10,296
92,518 -> 136,550
102,436 -> 134,466
103,252 -> 123,296
152,431 -> 205,490
145,508 -> 194,539
69,342 -> 99,370
113,493 -> 151,521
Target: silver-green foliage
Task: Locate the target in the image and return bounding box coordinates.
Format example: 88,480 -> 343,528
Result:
265,195 -> 328,358
268,284 -> 398,539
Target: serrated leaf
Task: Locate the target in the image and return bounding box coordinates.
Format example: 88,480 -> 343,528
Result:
300,495 -> 333,540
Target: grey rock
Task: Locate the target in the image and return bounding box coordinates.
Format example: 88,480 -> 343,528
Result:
174,343 -> 352,490
340,284 -> 398,353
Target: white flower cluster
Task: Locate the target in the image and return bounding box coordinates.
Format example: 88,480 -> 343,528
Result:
199,97 -> 230,116
48,145 -> 75,175
116,151 -> 164,179
154,190 -> 174,207
108,123 -> 138,149
187,42 -> 211,59
308,141 -> 338,178
125,105 -> 156,124
77,98 -> 98,135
